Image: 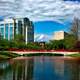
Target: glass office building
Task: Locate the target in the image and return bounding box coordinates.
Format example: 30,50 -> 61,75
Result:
0,17 -> 34,43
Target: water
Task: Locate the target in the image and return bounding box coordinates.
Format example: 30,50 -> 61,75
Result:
0,56 -> 80,80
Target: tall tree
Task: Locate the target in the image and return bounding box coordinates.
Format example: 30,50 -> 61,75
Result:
70,17 -> 80,41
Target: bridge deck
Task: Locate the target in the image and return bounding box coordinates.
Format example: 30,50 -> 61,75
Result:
11,51 -> 79,56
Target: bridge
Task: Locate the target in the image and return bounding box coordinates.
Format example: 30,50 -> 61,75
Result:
11,51 -> 78,56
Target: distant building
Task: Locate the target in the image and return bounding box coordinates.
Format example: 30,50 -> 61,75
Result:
39,42 -> 45,48
53,31 -> 68,40
0,17 -> 34,43
33,42 -> 45,48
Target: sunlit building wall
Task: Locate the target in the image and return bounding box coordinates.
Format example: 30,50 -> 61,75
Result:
53,31 -> 68,40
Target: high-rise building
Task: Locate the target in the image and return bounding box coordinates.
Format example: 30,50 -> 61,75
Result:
0,17 -> 34,43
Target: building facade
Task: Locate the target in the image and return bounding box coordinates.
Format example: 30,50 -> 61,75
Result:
0,17 -> 34,43
53,31 -> 68,40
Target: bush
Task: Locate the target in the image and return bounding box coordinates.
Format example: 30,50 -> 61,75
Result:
48,40 -> 65,50
75,41 -> 80,50
26,43 -> 42,50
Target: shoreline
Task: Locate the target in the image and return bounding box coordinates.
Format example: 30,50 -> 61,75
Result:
0,50 -> 79,60
10,50 -> 79,55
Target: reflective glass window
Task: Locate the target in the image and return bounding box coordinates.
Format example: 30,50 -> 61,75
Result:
0,24 -> 4,38
5,24 -> 9,39
10,23 -> 13,39
10,27 -> 13,39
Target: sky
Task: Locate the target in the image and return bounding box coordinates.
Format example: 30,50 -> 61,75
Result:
0,0 -> 80,41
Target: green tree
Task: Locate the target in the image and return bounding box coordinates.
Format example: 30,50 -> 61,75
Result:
0,39 -> 10,50
26,42 -> 42,50
64,35 -> 76,50
45,42 -> 52,50
46,40 -> 65,50
14,34 -> 24,43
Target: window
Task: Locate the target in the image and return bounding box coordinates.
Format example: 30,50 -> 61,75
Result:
10,27 -> 13,39
16,23 -> 18,34
0,24 -> 4,38
5,24 -> 9,39
9,23 -> 13,39
10,23 -> 13,27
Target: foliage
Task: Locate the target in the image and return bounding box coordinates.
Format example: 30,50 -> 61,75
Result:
26,42 -> 42,50
46,40 -> 65,50
66,53 -> 80,57
64,35 -> 76,50
45,42 -> 52,50
75,41 -> 80,50
14,34 -> 24,43
0,51 -> 20,59
0,39 -> 10,50
70,18 -> 80,40
45,35 -> 77,50
0,34 -> 79,51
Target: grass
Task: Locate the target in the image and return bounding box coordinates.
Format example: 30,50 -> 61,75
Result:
23,53 -> 64,57
65,53 -> 80,57
0,51 -> 21,59
0,55 -> 10,59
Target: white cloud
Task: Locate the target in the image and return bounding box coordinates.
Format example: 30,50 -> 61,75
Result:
0,0 -> 80,22
34,33 -> 52,42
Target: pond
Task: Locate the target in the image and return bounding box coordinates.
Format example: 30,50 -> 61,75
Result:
0,56 -> 80,80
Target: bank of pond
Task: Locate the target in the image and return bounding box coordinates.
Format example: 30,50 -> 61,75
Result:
23,53 -> 64,57
0,51 -> 21,59
0,51 -> 80,59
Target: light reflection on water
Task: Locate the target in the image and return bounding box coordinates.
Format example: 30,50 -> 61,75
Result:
0,56 -> 80,80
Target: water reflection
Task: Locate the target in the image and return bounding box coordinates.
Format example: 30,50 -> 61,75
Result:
12,58 -> 34,80
0,57 -> 80,80
51,57 -> 64,80
0,60 -> 13,80
64,60 -> 80,80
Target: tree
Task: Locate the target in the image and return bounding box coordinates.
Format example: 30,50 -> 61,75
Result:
0,39 -> 10,50
70,18 -> 80,41
14,34 -> 24,43
64,35 -> 76,50
75,41 -> 80,50
45,42 -> 52,50
48,40 -> 65,50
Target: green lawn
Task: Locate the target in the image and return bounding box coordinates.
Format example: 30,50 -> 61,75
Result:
0,55 -> 10,59
65,53 -> 80,57
0,51 -> 21,59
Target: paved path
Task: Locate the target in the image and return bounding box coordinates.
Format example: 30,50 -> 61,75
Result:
11,51 -> 79,55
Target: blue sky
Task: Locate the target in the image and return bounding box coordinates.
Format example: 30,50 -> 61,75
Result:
0,0 -> 80,41
34,21 -> 71,34
64,0 -> 80,1
34,20 -> 71,41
